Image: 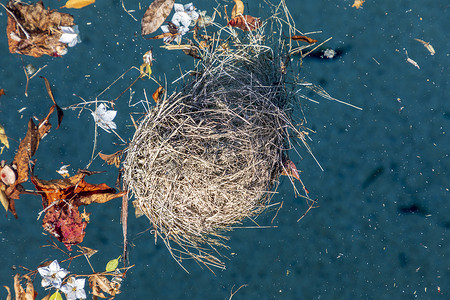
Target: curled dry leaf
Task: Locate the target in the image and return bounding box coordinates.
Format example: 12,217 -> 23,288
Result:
77,245 -> 98,258
89,275 -> 121,298
231,0 -> 244,19
141,0 -> 175,36
12,274 -> 37,300
41,77 -> 64,129
6,1 -> 75,57
291,35 -> 318,44
99,150 -> 124,168
227,15 -> 262,31
62,0 -> 96,9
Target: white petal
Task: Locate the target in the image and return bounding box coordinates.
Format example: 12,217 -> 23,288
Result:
184,3 -> 194,11
160,25 -> 169,33
76,288 -> 87,299
75,278 -> 86,289
173,3 -> 184,12
179,26 -> 189,36
172,11 -> 191,28
38,266 -> 51,277
41,277 -> 52,288
101,110 -> 117,122
59,26 -> 81,47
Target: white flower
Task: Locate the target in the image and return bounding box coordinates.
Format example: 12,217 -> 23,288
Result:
160,3 -> 199,43
61,277 -> 86,300
59,25 -> 81,47
91,103 -> 117,133
37,260 -> 69,289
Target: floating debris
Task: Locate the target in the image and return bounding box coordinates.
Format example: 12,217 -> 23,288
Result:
414,38 -> 435,55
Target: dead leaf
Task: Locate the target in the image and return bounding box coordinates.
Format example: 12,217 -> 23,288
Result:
77,245 -> 98,258
0,89 -> 5,97
99,150 -> 124,168
62,0 -> 96,9
227,15 -> 262,31
31,170 -> 124,208
89,274 -> 120,298
152,86 -> 164,103
3,285 -> 11,300
13,274 -> 37,300
31,170 -> 125,250
291,35 -> 318,44
281,159 -> 300,181
1,189 -> 10,212
141,0 -> 175,36
352,0 -> 365,9
41,77 -> 64,129
6,1 -> 75,57
0,125 -> 9,149
231,0 -> 244,19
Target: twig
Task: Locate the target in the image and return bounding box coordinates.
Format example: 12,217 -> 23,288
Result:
0,3 -> 30,39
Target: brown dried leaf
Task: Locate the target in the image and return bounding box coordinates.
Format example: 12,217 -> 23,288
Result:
31,170 -> 124,208
41,77 -> 64,129
12,119 -> 39,186
6,1 -> 74,57
227,15 -> 262,31
99,150 -> 123,168
13,274 -> 37,300
77,245 -> 98,258
89,275 -> 113,298
62,0 -> 96,9
0,89 -> 5,97
141,0 -> 175,36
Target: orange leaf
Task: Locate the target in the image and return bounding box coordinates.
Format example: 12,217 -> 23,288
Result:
152,86 -> 164,103
227,15 -> 262,31
0,89 -> 5,97
281,160 -> 300,181
352,0 -> 365,9
62,0 -> 96,9
99,150 -> 124,168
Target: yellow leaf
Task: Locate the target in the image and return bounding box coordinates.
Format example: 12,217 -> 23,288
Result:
0,189 -> 9,212
62,0 -> 96,9
105,255 -> 121,272
49,291 -> 63,300
231,0 -> 244,19
0,125 -> 9,149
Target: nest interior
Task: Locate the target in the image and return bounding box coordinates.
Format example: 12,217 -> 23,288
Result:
123,27 -> 301,268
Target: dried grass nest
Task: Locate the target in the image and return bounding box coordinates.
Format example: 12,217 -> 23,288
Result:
123,25 -> 305,269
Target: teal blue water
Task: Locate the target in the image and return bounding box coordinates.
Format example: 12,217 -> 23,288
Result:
0,0 -> 449,299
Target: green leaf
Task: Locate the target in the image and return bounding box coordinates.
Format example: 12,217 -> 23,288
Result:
105,255 -> 121,272
49,291 -> 63,300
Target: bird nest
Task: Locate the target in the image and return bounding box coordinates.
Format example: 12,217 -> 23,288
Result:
123,6 -> 309,269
